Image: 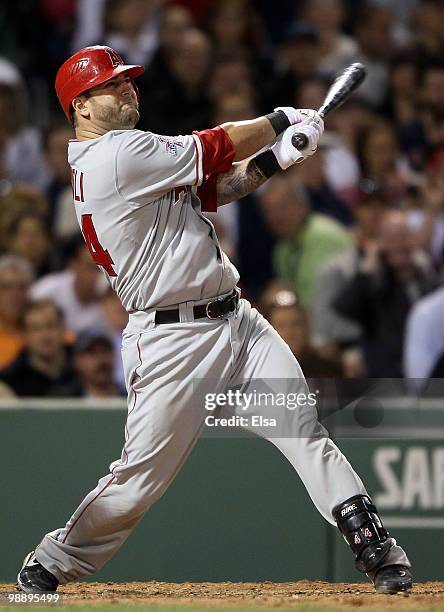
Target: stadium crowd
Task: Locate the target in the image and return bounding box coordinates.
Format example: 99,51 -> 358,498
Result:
1,0 -> 444,397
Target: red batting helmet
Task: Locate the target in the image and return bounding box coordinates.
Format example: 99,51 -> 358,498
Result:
55,45 -> 145,122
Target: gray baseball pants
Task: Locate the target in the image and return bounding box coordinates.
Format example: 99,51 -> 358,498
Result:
35,298 -> 366,583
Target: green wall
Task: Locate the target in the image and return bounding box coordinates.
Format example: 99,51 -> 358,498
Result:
1,403 -> 443,584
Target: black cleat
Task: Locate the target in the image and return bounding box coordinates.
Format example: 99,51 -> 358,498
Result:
373,565 -> 412,594
17,551 -> 59,594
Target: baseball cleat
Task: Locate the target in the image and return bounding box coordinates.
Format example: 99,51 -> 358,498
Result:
373,565 -> 412,594
17,551 -> 59,593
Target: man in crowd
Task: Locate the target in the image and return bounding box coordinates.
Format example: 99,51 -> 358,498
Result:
260,172 -> 353,308
0,299 -> 78,397
333,210 -> 436,378
73,332 -> 125,399
0,255 -> 32,369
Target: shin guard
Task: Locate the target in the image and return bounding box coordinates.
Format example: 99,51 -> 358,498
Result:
332,495 -> 394,573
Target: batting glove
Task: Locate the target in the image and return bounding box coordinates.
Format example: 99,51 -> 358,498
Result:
271,117 -> 324,169
274,107 -> 322,126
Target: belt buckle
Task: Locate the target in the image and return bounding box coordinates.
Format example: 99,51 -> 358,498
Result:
205,289 -> 240,320
205,297 -> 222,320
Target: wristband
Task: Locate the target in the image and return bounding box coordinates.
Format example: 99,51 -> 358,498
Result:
254,149 -> 281,179
265,110 -> 291,136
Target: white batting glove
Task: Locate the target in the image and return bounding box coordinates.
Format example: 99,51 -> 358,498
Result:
296,113 -> 324,157
274,107 -> 322,126
271,117 -> 324,169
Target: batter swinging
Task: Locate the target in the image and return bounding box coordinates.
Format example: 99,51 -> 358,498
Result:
17,46 -> 412,595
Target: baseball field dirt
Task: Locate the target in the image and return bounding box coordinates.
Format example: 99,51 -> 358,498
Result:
0,580 -> 444,612
1,581 -> 444,611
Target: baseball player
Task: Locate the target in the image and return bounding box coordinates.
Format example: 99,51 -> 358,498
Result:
18,46 -> 412,594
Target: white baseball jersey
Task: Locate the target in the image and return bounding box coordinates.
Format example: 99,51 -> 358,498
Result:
68,127 -> 239,311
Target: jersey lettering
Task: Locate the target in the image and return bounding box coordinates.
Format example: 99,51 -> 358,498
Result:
81,214 -> 117,277
71,169 -> 85,202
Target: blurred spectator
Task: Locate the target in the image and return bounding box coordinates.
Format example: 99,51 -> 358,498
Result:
0,81 -> 49,189
406,161 -> 444,268
265,288 -> 342,378
0,255 -> 32,369
208,55 -> 257,106
323,99 -> 375,205
42,120 -> 74,236
352,4 -> 395,108
301,0 -> 358,78
270,21 -> 322,107
0,185 -> 48,254
73,332 -> 126,398
382,53 -> 419,125
253,0 -> 297,45
388,59 -> 444,172
138,27 -> 212,134
311,184 -> 391,377
333,210 -> 436,377
404,284 -> 444,389
101,0 -> 162,66
100,287 -> 128,389
0,299 -> 78,397
3,210 -> 52,278
31,236 -> 107,335
204,0 -> 263,58
148,4 -> 194,81
288,148 -> 353,225
411,0 -> 444,61
418,60 -> 444,151
259,173 -> 353,308
356,119 -> 411,205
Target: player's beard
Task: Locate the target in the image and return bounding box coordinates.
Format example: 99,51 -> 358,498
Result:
90,99 -> 139,129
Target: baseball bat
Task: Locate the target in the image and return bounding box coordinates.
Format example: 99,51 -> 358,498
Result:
291,62 -> 367,150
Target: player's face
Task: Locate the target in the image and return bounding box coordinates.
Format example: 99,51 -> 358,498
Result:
85,74 -> 139,130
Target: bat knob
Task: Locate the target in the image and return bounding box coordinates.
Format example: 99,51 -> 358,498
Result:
291,133 -> 309,150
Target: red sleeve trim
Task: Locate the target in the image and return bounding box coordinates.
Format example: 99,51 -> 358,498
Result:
193,126 -> 236,212
192,126 -> 235,179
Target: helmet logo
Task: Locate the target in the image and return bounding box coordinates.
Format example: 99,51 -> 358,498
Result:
71,59 -> 89,75
104,48 -> 123,67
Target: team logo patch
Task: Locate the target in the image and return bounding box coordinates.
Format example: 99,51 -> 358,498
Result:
104,47 -> 123,67
354,534 -> 361,545
364,527 -> 373,538
157,135 -> 185,157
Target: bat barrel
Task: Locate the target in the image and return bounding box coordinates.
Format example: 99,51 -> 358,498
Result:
290,63 -> 366,151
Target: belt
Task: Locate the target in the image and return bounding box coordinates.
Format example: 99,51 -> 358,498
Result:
155,289 -> 240,324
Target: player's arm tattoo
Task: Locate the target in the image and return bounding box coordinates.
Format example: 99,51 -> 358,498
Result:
216,159 -> 267,206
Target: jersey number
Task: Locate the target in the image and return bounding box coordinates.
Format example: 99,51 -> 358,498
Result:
81,214 -> 117,277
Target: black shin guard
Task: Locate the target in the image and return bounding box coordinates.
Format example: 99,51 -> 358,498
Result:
332,495 -> 394,573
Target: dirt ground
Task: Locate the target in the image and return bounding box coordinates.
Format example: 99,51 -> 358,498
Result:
1,581 -> 444,610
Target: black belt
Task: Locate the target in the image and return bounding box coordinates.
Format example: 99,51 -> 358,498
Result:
155,289 -> 240,324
